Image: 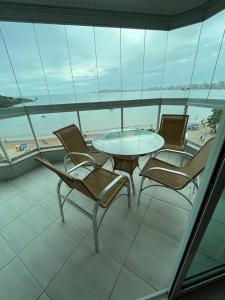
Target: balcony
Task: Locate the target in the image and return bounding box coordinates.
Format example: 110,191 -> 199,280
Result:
0,7 -> 225,300
0,151 -> 195,299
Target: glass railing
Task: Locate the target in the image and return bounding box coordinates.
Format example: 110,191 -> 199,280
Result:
0,100 -> 222,162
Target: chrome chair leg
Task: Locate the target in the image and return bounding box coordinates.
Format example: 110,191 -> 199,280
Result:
127,181 -> 131,208
57,180 -> 65,222
137,177 -> 145,205
130,174 -> 135,194
93,201 -> 100,253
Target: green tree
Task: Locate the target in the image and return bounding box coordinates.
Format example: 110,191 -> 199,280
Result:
207,109 -> 222,127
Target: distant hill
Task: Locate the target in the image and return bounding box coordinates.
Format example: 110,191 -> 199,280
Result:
0,95 -> 33,108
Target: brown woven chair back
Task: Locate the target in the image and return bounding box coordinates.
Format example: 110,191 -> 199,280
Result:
54,124 -> 88,153
35,157 -> 95,199
159,114 -> 189,147
53,124 -> 89,165
182,138 -> 215,179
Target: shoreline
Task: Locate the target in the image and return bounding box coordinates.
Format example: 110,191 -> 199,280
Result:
2,123 -> 215,158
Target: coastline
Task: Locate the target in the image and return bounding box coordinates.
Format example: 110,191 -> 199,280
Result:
3,123 -> 215,158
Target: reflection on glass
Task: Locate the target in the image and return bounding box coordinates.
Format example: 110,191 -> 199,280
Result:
142,30 -> 167,99
1,116 -> 36,158
124,106 -> 158,131
31,112 -> 78,147
0,147 -> 5,162
66,25 -> 99,102
188,9 -> 225,99
185,187 -> 225,285
186,106 -> 218,145
94,27 -> 121,102
161,23 -> 201,98
80,109 -> 121,139
121,29 -> 145,100
0,22 -> 48,104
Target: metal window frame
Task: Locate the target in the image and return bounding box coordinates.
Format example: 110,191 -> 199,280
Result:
1,98 -> 224,120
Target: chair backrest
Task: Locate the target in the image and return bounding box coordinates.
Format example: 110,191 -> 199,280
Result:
53,124 -> 89,164
35,157 -> 95,199
159,114 -> 189,146
182,138 -> 215,179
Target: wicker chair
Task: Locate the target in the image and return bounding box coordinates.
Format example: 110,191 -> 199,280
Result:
36,156 -> 130,253
159,114 -> 189,150
138,138 -> 214,206
53,124 -> 110,169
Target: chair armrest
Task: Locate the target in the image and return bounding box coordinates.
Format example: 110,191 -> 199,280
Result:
98,175 -> 127,200
142,166 -> 198,189
64,152 -> 97,171
153,149 -> 193,159
66,161 -> 92,175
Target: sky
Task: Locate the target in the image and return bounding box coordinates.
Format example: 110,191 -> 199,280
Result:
0,9 -> 225,98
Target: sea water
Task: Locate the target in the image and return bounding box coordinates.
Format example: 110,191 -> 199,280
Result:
1,90 -> 225,141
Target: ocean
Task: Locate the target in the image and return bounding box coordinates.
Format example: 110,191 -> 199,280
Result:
1,89 -> 225,141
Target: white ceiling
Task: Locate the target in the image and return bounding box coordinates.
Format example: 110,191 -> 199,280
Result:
0,0 -> 224,29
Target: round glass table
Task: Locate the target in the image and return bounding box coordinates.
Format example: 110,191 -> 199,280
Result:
93,129 -> 165,193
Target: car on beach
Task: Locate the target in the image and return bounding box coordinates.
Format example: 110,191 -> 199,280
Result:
187,123 -> 199,130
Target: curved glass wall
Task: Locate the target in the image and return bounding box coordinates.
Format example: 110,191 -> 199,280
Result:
183,186 -> 225,287
30,112 -> 79,148
124,106 -> 158,130
80,109 -> 121,140
1,11 -> 225,105
0,9 -> 225,160
0,116 -> 37,158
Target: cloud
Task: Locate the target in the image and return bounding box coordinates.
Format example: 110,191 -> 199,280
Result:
0,9 -> 225,97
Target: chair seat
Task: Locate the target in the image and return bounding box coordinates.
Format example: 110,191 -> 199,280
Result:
89,150 -> 110,167
84,167 -> 128,208
162,143 -> 185,151
140,158 -> 189,190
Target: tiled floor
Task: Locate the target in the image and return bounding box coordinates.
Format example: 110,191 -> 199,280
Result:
0,153 -> 195,300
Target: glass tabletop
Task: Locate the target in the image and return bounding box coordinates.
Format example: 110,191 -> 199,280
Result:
92,129 -> 165,156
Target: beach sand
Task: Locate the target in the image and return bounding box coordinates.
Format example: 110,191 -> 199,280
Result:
2,124 -> 215,159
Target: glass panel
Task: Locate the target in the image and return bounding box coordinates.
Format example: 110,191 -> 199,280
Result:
0,116 -> 36,159
66,25 -> 99,103
0,24 -> 21,103
160,105 -> 185,118
124,106 -> 158,131
186,106 -> 221,145
142,30 -> 168,99
0,22 -> 48,106
34,24 -> 74,105
161,23 -> 201,99
188,9 -> 225,99
94,27 -> 121,102
80,109 -> 121,140
208,30 -> 225,100
121,29 -> 145,100
30,112 -> 79,147
184,187 -> 225,286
